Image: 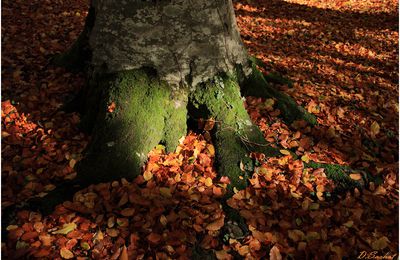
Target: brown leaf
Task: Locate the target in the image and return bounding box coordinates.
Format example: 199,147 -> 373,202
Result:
120,208 -> 135,217
206,217 -> 224,231
147,233 -> 162,244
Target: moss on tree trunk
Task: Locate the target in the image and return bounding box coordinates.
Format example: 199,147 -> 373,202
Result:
77,69 -> 188,185
190,75 -> 280,192
75,69 -> 281,192
239,61 -> 317,125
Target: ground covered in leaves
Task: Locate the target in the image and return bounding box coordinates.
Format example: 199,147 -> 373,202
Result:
2,0 -> 398,259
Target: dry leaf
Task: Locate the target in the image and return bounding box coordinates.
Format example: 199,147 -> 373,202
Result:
119,246 -> 128,260
60,248 -> 74,259
52,223 -> 77,235
206,217 -> 224,231
269,245 -> 282,260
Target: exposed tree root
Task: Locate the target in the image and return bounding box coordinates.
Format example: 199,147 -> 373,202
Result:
305,161 -> 373,193
239,61 -> 317,125
190,75 -> 281,191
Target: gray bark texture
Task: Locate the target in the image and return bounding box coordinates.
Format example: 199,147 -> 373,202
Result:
89,0 -> 250,87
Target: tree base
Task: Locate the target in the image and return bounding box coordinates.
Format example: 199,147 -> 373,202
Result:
190,75 -> 281,191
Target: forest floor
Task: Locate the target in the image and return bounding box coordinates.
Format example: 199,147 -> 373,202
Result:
1,0 -> 398,259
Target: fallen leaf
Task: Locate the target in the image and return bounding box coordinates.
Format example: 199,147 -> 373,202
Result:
269,245 -> 282,260
371,236 -> 389,250
206,217 -> 224,231
60,248 -> 74,259
370,121 -> 380,137
119,246 -> 128,260
52,223 -> 77,235
205,177 -> 213,187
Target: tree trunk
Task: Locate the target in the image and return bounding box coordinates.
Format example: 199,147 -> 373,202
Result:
57,0 -> 313,192
63,0 -> 273,190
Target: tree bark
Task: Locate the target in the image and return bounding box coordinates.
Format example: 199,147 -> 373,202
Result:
66,0 -> 259,189
89,0 -> 250,87
56,0 -> 314,192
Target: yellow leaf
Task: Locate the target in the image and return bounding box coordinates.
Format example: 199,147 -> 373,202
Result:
60,248 -> 74,259
371,236 -> 389,250
1,131 -> 10,138
52,223 -> 77,235
160,215 -> 168,226
290,191 -> 302,199
373,185 -> 386,196
287,29 -> 295,36
316,191 -> 324,201
302,199 -> 310,210
278,156 -> 288,165
81,242 -> 90,250
309,203 -> 319,210
288,229 -> 305,242
280,149 -> 291,155
69,159 -> 76,169
159,187 -> 172,198
264,98 -> 275,108
205,177 -> 213,187
143,171 -> 153,181
16,241 -> 28,249
370,121 -> 380,136
238,245 -> 250,256
301,155 -> 310,163
215,250 -> 232,260
93,230 -> 104,243
306,231 -> 320,241
154,144 -> 165,154
343,220 -> 353,228
6,225 -> 18,231
206,144 -> 215,156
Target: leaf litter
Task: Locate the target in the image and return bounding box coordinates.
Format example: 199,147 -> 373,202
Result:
2,0 -> 398,259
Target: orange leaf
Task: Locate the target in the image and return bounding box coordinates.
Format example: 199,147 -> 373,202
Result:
212,186 -> 223,197
119,246 -> 128,260
349,173 -> 361,180
108,102 -> 116,113
269,245 -> 282,260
